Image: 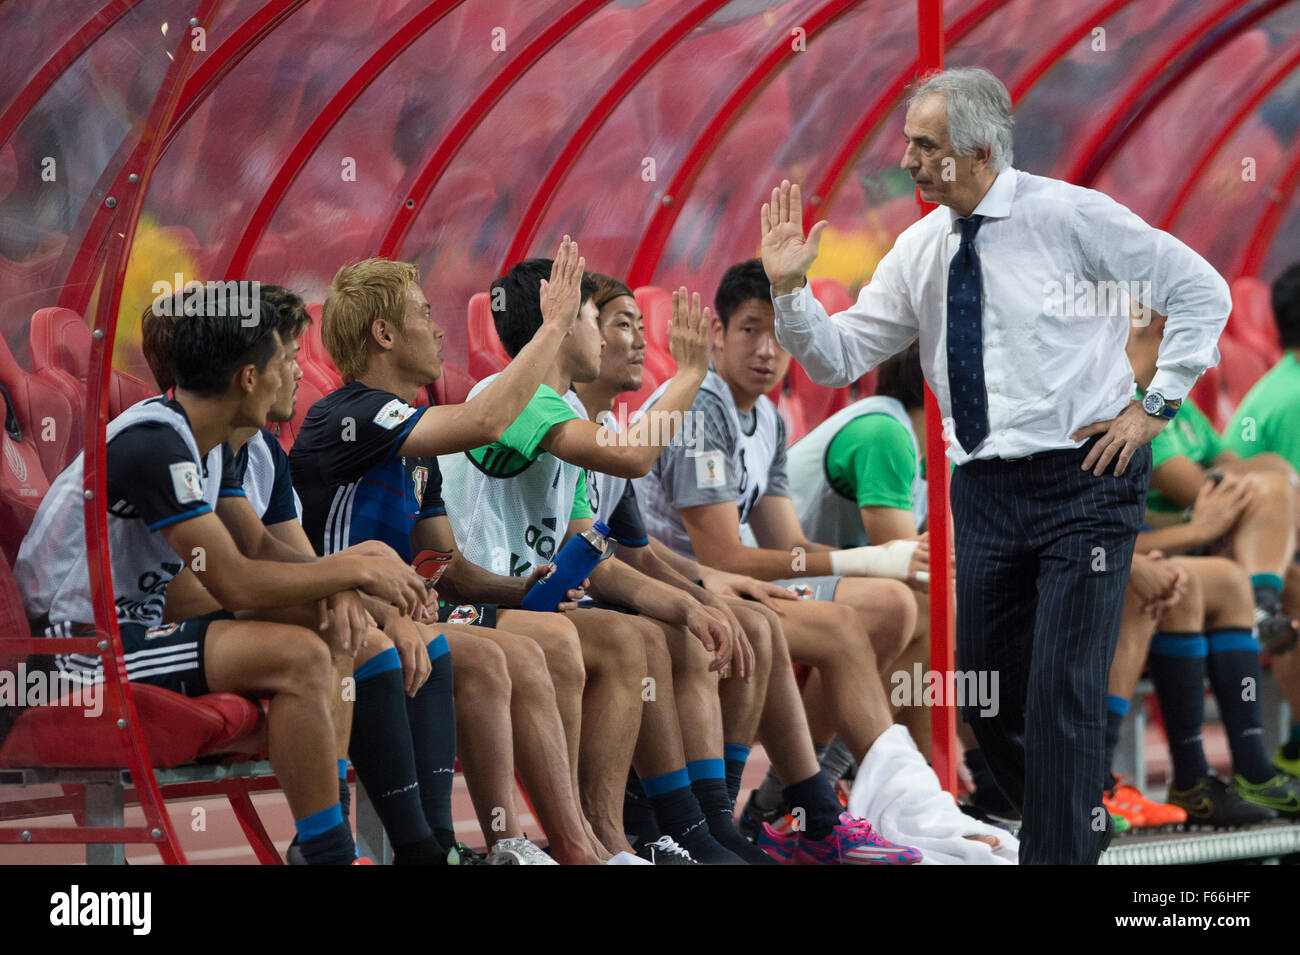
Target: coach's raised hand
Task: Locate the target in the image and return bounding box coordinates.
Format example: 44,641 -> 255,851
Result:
760,180 -> 829,297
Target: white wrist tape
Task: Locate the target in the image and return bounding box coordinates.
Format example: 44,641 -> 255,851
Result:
830,540 -> 918,580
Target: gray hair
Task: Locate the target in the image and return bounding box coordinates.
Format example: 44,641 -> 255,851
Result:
910,67 -> 1014,173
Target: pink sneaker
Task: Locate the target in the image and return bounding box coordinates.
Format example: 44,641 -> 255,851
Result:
791,813 -> 922,865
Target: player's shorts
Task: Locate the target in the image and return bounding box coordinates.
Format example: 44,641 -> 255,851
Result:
436,602 -> 498,628
772,576 -> 842,601
30,610 -> 234,698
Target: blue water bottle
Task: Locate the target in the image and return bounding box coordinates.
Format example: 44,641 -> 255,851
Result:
521,521 -> 613,612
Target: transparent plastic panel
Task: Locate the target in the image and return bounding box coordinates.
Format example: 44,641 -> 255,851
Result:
0,0 -> 178,365
652,0 -> 918,299
397,0 -> 713,362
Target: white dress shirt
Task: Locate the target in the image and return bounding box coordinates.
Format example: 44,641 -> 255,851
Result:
772,167 -> 1230,465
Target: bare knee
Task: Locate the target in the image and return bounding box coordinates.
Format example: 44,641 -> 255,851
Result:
279,627 -> 334,694
506,635 -> 558,700
455,635 -> 512,699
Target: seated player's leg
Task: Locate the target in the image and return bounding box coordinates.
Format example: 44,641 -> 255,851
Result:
648,613 -> 775,864
714,600 -> 773,798
494,608 -> 602,856
1219,470 -> 1299,652
1271,561 -> 1300,774
440,628 -> 528,852
1185,555 -> 1300,817
620,614 -> 744,864
344,627 -> 449,863
202,618 -> 356,864
890,589 -> 932,758
827,576 -> 919,677
1101,573 -> 1186,830
745,604 -> 927,864
777,598 -> 894,761
463,617 -> 602,865
563,607 -> 646,856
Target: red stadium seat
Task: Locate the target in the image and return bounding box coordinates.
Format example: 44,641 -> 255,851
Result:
1189,363 -> 1226,432
1217,335 -> 1271,417
0,333 -> 70,565
633,286 -> 678,386
467,292 -> 510,382
1227,276 -> 1281,362
0,547 -> 274,864
28,307 -> 155,468
269,373 -> 326,453
0,382 -> 52,566
809,276 -> 854,315
301,303 -> 344,394
612,363 -> 662,424
430,360 -> 476,406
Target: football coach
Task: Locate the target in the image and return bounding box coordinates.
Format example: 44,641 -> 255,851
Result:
759,67 -> 1229,864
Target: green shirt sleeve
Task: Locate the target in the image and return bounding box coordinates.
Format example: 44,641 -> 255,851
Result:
825,414 -> 915,511
498,385 -> 577,461
570,469 -> 592,521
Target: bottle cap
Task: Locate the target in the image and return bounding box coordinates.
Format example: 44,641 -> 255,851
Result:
593,520 -> 611,536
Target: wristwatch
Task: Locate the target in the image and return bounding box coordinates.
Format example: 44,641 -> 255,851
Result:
1141,391 -> 1180,420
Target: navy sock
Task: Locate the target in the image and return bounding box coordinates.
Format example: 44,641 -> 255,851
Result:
294,804 -> 356,865
782,772 -> 843,842
1205,628 -> 1274,784
408,635 -> 457,837
688,759 -> 777,865
1148,632 -> 1209,790
723,744 -> 750,807
623,770 -> 661,849
642,768 -> 744,864
348,648 -> 435,849
337,759 -> 351,821
1104,695 -> 1129,790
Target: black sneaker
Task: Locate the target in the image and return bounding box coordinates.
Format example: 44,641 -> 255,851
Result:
447,841 -> 486,865
1168,774 -> 1277,828
738,789 -> 787,843
638,835 -> 699,865
1256,607 -> 1300,654
1231,772 -> 1300,818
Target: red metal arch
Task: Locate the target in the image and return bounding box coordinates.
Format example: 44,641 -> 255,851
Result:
166,0 -> 310,139
804,0 -> 1016,222
377,0 -> 610,260
497,0 -> 732,271
222,0 -> 466,279
1064,0 -> 1292,187
0,0 -> 145,150
625,0 -> 862,288
1235,135 -> 1300,278
76,0 -> 225,867
56,0 -> 312,314
1157,40 -> 1300,230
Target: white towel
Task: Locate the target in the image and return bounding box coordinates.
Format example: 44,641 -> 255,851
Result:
848,724 -> 1019,865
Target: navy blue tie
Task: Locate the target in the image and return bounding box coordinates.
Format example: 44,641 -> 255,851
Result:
946,214 -> 989,454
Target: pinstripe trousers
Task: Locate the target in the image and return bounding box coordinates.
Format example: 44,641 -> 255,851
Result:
950,440 -> 1151,865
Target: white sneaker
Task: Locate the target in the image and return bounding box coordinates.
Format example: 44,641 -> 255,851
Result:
605,851 -> 653,865
486,837 -> 559,865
